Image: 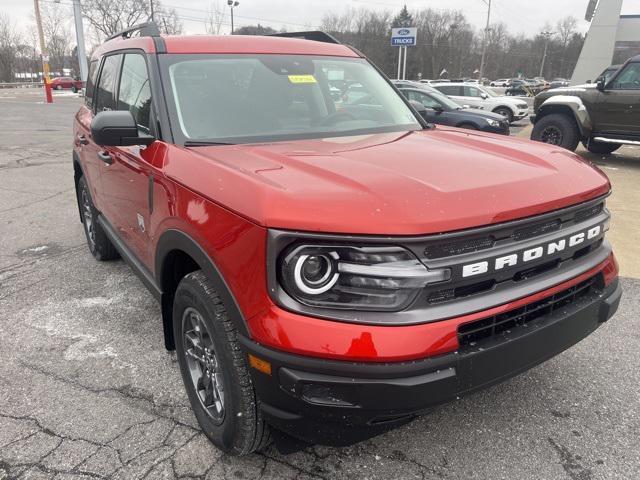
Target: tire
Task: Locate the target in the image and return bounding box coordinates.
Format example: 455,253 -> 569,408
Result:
173,271 -> 271,456
530,113 -> 581,151
77,176 -> 119,261
585,140 -> 621,155
72,86 -> 78,93
492,107 -> 513,123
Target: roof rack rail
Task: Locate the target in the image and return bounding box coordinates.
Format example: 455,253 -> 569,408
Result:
269,31 -> 341,45
105,22 -> 161,42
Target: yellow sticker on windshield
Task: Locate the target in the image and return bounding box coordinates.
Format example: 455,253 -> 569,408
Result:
288,75 -> 317,84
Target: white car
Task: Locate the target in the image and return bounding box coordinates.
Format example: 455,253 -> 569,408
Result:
432,83 -> 529,122
490,78 -> 510,87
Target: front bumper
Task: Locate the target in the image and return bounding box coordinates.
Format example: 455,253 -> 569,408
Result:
513,109 -> 529,120
241,275 -> 621,446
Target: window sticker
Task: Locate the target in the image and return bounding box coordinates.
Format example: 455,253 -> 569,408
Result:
288,75 -> 317,84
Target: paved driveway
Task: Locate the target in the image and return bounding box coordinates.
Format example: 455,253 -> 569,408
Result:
0,90 -> 638,480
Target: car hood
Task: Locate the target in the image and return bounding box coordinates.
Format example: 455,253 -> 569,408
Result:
168,129 -> 610,235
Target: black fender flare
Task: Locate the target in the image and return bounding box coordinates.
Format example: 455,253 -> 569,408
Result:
155,229 -> 250,349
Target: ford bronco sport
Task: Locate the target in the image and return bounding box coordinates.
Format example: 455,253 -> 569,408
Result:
73,23 -> 621,455
530,54 -> 640,153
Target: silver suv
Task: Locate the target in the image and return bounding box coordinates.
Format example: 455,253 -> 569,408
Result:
432,83 -> 529,123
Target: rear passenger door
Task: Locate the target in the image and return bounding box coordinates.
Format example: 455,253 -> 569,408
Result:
81,54 -> 122,211
99,52 -> 158,266
461,85 -> 486,109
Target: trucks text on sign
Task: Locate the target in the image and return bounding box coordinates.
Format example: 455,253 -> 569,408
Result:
391,27 -> 417,47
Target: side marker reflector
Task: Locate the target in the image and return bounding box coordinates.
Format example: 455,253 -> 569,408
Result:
248,354 -> 272,375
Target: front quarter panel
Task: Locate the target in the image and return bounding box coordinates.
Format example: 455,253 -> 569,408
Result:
150,147 -> 271,326
538,95 -> 593,138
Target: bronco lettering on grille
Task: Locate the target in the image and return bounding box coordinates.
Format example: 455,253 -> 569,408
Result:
462,224 -> 603,278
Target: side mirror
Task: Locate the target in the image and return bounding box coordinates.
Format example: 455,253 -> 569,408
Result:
596,79 -> 606,91
91,110 -> 154,147
432,105 -> 444,114
480,92 -> 489,99
409,99 -> 427,115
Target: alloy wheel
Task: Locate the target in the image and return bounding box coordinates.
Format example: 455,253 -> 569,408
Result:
540,125 -> 563,145
81,188 -> 96,249
182,307 -> 225,422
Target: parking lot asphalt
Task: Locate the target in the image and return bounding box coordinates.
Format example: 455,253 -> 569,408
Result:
1,89 -> 639,480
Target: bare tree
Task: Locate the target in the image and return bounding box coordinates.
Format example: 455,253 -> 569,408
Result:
0,13 -> 22,82
82,0 -> 152,39
235,24 -> 277,36
157,8 -> 183,35
206,0 -> 227,35
38,2 -> 73,74
555,16 -> 577,77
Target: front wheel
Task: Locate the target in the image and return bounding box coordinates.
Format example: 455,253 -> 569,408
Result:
493,107 -> 513,123
72,85 -> 78,93
530,113 -> 581,151
585,140 -> 621,155
173,271 -> 271,456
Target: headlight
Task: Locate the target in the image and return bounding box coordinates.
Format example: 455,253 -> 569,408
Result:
486,119 -> 501,127
279,244 -> 450,311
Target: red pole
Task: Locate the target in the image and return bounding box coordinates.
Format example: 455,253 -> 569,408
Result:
44,78 -> 53,103
34,0 -> 53,104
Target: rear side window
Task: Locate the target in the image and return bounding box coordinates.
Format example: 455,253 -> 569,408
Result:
436,85 -> 461,96
95,54 -> 121,112
464,86 -> 482,97
85,60 -> 99,108
117,54 -> 152,131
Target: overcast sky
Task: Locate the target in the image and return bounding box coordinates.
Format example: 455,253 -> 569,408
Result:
3,0 -> 640,39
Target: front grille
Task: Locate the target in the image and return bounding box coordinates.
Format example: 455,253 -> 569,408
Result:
457,275 -> 600,348
422,200 -> 605,260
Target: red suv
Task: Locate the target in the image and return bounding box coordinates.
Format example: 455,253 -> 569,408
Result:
73,24 -> 621,455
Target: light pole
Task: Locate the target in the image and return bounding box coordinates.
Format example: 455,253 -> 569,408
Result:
449,23 -> 458,74
72,0 -> 88,82
33,0 -> 53,103
478,0 -> 491,82
539,30 -> 554,78
227,0 -> 239,34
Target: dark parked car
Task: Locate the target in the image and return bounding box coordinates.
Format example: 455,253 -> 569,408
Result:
399,87 -> 509,134
505,79 -> 535,96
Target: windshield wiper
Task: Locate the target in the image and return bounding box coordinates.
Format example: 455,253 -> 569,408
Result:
184,140 -> 236,147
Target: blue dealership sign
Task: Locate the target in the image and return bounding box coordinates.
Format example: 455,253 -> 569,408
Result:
391,27 -> 417,47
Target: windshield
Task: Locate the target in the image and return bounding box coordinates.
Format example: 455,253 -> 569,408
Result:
479,85 -> 499,97
161,54 -> 421,144
599,67 -> 620,84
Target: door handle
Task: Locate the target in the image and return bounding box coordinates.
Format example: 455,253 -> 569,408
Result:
97,151 -> 113,165
77,134 -> 89,146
